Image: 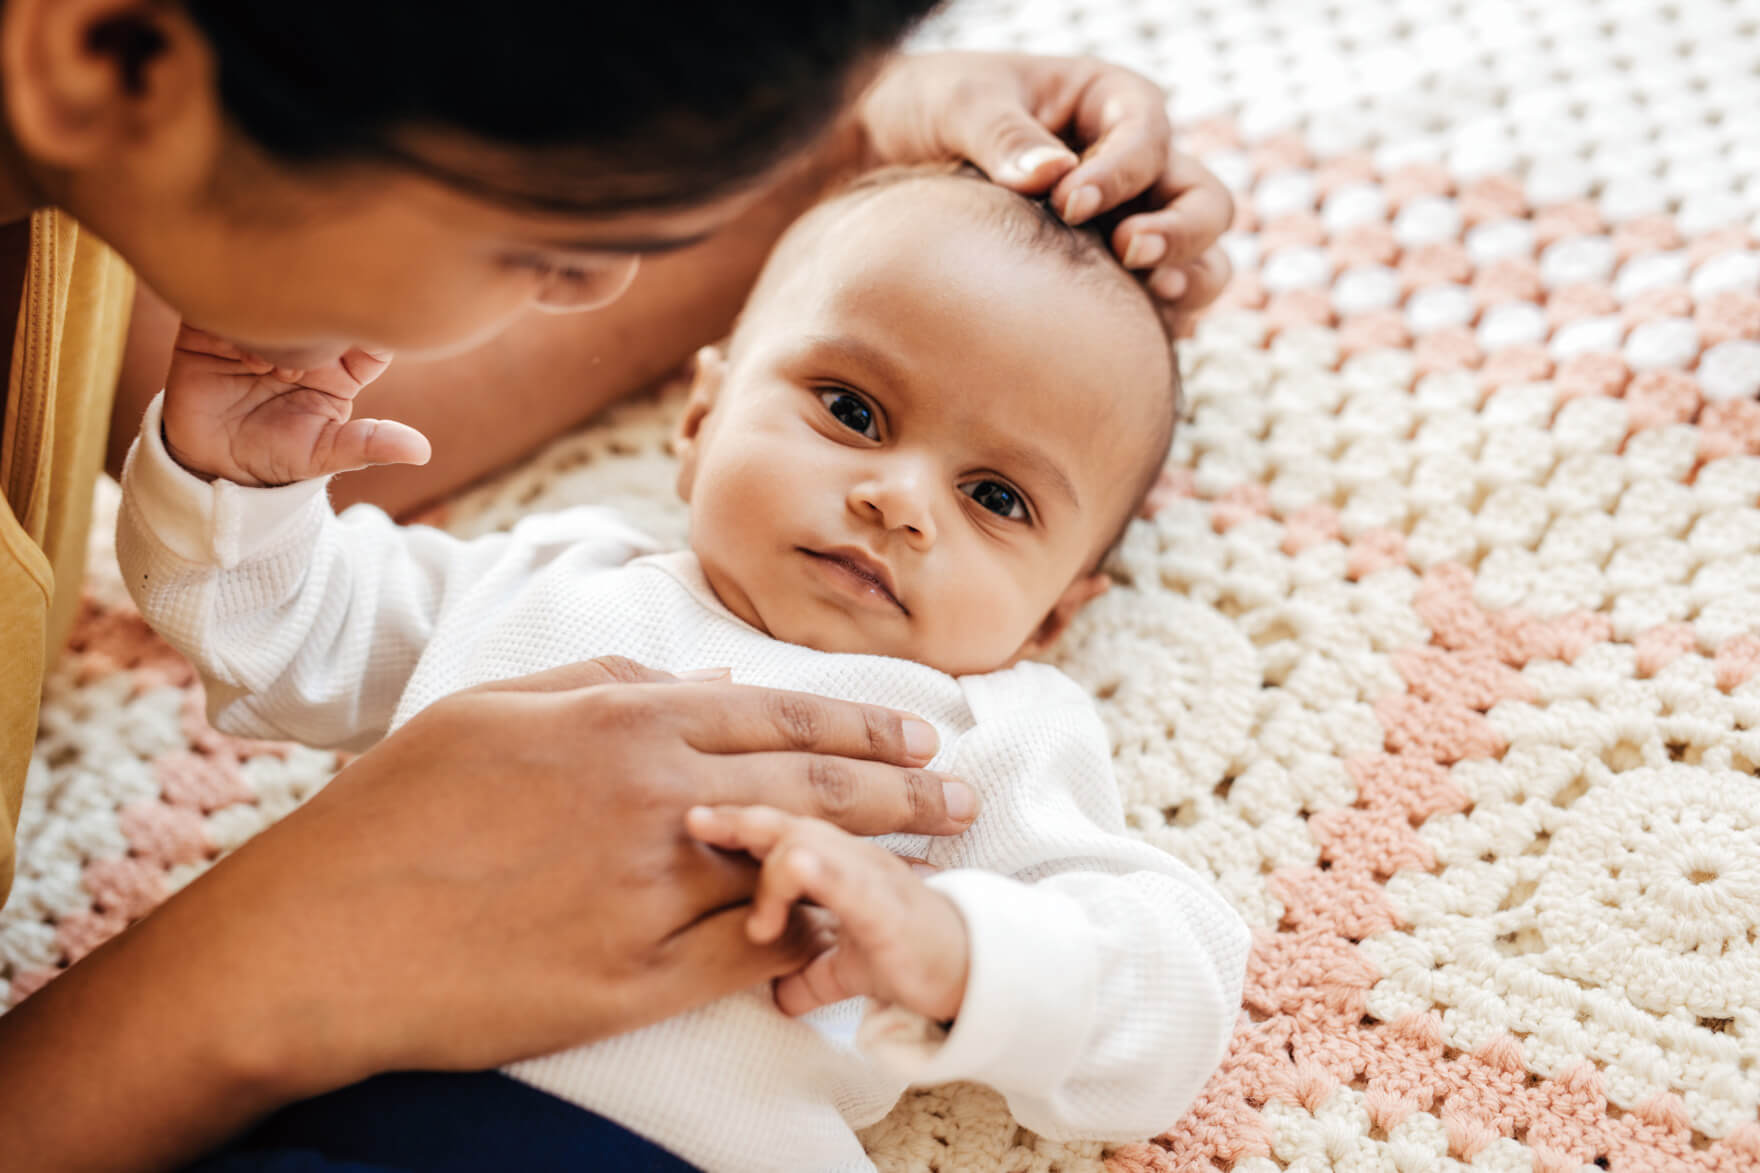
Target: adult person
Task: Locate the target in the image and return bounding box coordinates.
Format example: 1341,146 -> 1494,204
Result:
0,2 -> 1232,1169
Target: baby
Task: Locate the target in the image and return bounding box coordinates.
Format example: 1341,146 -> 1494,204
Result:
120,168 -> 1249,1172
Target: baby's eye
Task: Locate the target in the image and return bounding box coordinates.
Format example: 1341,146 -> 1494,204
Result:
961,479 -> 1027,521
819,390 -> 878,439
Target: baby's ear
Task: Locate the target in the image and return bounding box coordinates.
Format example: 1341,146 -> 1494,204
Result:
674,345 -> 726,502
1015,574 -> 1110,661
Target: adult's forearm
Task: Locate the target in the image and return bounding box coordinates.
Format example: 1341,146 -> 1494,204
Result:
0,625 -> 970,1168
0,838 -> 362,1171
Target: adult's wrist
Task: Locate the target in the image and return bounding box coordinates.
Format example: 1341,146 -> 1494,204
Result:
850,51 -> 908,173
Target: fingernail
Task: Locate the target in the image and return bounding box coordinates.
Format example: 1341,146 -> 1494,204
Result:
1063,185 -> 1102,225
1123,235 -> 1168,269
1153,269 -> 1189,300
902,719 -> 939,762
907,859 -> 939,877
1006,145 -> 1074,182
678,667 -> 732,682
942,781 -> 977,822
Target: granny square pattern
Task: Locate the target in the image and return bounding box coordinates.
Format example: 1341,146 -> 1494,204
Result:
5,1 -> 1759,1169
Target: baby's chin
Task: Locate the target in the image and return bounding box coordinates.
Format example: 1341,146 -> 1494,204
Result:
706,563 -> 1023,675
762,610 -> 1018,677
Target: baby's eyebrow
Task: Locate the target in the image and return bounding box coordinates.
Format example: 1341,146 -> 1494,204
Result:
988,439 -> 1079,511
801,334 -> 912,393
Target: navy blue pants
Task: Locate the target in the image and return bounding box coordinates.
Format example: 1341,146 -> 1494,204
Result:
181,1071 -> 701,1172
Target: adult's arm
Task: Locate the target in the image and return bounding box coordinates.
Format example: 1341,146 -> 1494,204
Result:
0,659 -> 974,1172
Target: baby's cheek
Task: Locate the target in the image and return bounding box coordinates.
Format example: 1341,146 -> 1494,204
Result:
922,576 -> 1038,672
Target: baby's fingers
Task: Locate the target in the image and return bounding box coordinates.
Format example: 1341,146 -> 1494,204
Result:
687,806 -> 833,942
687,807 -> 911,947
172,325 -> 275,374
339,345 -> 395,389
747,839 -> 833,944
775,947 -> 867,1017
685,804 -> 797,859
758,836 -> 912,953
312,418 -> 432,478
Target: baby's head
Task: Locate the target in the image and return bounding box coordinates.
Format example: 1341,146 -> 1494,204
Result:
674,167 -> 1179,676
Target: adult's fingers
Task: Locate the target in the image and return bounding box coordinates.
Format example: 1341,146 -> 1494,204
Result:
674,683 -> 941,766
953,95 -> 1080,190
1047,67 -> 1172,224
1154,244 -> 1234,319
695,751 -> 974,837
1111,150 -> 1236,269
775,947 -> 861,1017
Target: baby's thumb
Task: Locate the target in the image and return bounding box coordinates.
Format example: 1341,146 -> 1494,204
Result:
322,417 -> 431,476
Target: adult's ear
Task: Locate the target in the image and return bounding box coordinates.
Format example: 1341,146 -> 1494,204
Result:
2,0 -> 213,173
673,345 -> 727,502
1013,573 -> 1110,663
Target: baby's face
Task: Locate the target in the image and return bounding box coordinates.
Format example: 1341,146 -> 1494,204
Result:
675,180 -> 1172,676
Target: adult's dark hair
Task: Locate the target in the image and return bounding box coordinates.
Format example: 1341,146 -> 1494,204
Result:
180,2 -> 942,214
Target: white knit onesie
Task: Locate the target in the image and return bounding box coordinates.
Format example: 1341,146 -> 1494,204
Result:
118,394 -> 1249,1173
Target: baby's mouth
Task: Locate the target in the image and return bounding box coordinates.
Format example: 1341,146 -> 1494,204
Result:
799,548 -> 908,614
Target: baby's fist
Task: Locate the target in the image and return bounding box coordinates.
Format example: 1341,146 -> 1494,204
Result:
160,326 -> 428,487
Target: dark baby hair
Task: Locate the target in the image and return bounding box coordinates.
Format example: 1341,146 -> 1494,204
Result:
178,2 -> 943,215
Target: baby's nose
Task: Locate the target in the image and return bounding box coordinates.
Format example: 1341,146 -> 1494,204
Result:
849,474 -> 936,545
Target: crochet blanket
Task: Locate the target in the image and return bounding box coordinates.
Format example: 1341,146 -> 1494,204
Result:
6,0 -> 1759,1169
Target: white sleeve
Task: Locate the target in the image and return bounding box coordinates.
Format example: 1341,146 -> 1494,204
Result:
858,663 -> 1250,1142
116,392 -> 657,750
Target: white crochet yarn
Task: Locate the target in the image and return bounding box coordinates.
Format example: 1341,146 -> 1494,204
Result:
6,1 -> 1759,1170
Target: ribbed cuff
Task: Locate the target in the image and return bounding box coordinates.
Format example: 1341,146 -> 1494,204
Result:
858,869 -> 1099,1090
123,392 -> 331,568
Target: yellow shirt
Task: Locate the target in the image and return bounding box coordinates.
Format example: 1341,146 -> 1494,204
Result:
0,210 -> 133,904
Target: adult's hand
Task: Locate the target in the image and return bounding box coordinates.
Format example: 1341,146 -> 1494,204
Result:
858,51 -> 1234,321
0,657 -> 973,1171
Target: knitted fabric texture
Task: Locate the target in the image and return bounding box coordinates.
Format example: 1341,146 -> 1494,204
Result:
6,0 -> 1760,1169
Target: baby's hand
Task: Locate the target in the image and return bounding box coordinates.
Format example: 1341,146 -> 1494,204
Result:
160,326 -> 430,487
686,805 -> 969,1023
